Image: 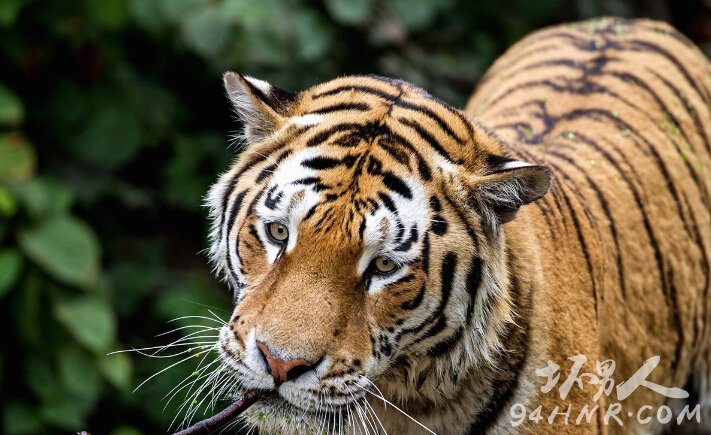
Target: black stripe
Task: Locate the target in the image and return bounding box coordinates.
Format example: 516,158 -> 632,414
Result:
555,132 -> 671,312
650,70 -> 711,156
394,227 -> 418,252
395,100 -> 466,144
312,84 -> 399,101
467,277 -> 530,434
220,148 -> 292,243
264,186 -> 282,210
401,252 -> 457,341
553,170 -> 598,317
402,282 -> 426,310
548,150 -> 626,297
397,117 -> 459,163
378,192 -> 397,214
225,190 -> 248,285
426,326 -> 464,357
381,171 -> 412,199
421,232 -> 430,274
431,215 -> 448,236
307,102 -> 370,114
384,130 -> 434,181
626,39 -> 710,106
302,156 -> 346,170
255,164 -> 276,182
306,123 -> 360,147
464,256 -> 483,324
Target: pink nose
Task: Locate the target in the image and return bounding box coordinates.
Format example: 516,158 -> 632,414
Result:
256,341 -> 316,385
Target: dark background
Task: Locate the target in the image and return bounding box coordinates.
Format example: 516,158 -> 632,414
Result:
0,0 -> 709,433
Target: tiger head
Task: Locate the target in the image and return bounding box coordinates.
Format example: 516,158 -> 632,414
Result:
207,73 -> 551,433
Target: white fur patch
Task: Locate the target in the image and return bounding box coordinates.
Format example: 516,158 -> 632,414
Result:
500,160 -> 534,170
243,75 -> 273,95
358,176 -> 429,293
291,113 -> 324,127
255,149 -> 323,262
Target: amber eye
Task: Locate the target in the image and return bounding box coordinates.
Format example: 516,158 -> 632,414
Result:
267,222 -> 289,242
373,256 -> 397,274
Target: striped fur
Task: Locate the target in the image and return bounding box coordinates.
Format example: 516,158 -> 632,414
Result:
207,18 -> 711,434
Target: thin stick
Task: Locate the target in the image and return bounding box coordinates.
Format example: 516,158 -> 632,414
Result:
173,390 -> 262,435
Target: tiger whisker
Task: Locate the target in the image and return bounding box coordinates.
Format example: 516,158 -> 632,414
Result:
150,331 -> 220,352
130,343 -> 215,359
345,385 -> 377,435
356,385 -> 387,435
354,383 -> 435,435
107,341 -> 214,356
173,367 -> 221,430
207,308 -> 228,323
132,348 -> 213,393
175,299 -> 231,318
163,356 -> 221,409
207,371 -> 234,411
167,314 -> 225,325
146,335 -> 219,358
155,324 -> 220,338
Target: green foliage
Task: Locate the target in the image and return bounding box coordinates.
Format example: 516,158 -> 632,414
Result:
0,0 -> 707,433
19,217 -> 100,288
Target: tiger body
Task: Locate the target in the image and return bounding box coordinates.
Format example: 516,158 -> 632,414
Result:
207,18 -> 711,435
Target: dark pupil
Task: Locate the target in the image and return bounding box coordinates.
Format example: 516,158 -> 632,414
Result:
381,259 -> 389,265
276,226 -> 284,234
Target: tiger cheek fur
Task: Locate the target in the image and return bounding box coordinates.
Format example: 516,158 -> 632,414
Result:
206,17 -> 711,435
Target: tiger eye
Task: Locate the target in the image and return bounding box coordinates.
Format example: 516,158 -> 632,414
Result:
267,222 -> 289,242
374,256 -> 397,273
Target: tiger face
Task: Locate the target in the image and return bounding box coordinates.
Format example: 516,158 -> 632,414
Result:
207,73 -> 551,433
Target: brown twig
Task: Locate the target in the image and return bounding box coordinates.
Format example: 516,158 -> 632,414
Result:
172,389 -> 262,435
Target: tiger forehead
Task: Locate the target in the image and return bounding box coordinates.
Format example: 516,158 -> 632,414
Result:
266,147 -> 429,242
290,75 -> 487,162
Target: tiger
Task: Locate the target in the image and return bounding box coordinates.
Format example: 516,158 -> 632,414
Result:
206,17 -> 711,434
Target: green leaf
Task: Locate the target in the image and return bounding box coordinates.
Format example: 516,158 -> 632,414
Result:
25,357 -> 58,402
99,352 -> 133,390
83,0 -> 128,29
54,296 -> 116,354
128,0 -> 164,32
10,178 -> 73,220
181,7 -> 231,59
0,248 -> 21,299
14,273 -> 42,346
38,392 -> 92,430
18,216 -> 100,288
3,401 -> 42,435
295,11 -> 331,61
323,0 -> 373,25
156,0 -> 201,25
389,0 -> 442,30
58,346 -> 102,400
0,184 -> 18,217
70,105 -> 142,169
0,133 -> 35,182
0,83 -> 24,125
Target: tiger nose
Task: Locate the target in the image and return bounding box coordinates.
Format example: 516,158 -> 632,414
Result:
256,341 -> 317,385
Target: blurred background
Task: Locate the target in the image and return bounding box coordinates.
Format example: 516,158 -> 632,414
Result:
0,0 -> 709,434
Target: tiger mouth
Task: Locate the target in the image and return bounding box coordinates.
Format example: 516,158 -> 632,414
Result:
231,383 -> 367,414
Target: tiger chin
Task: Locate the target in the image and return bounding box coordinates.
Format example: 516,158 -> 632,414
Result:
205,18 -> 711,435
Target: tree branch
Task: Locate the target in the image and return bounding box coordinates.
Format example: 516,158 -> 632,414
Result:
172,389 -> 262,435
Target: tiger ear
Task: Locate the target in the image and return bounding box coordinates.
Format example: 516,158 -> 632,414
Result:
464,155 -> 552,227
223,72 -> 298,142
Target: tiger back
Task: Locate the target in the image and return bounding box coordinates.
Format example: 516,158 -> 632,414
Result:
466,17 -> 711,433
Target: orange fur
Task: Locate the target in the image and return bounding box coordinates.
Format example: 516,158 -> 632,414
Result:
206,18 -> 711,434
